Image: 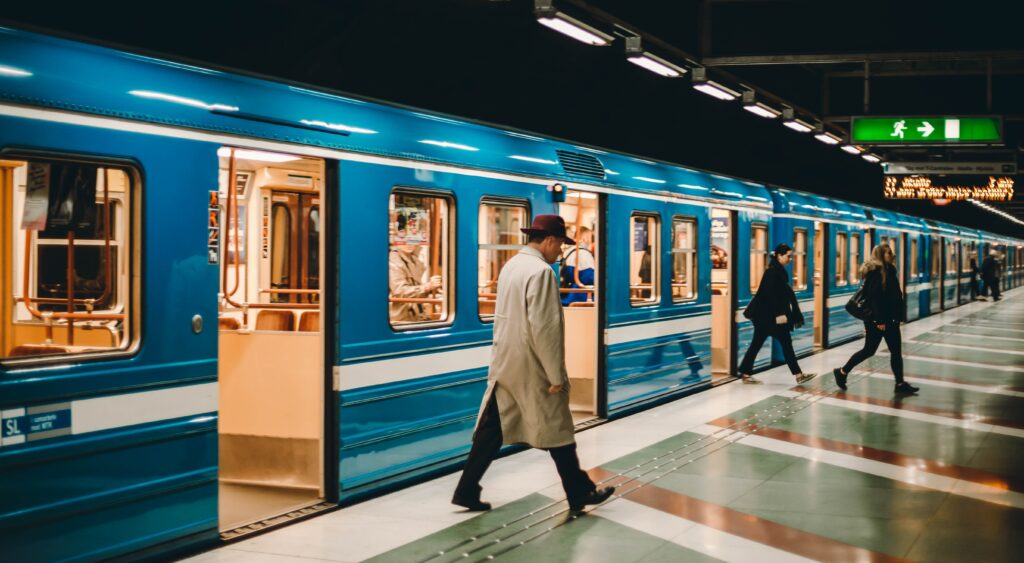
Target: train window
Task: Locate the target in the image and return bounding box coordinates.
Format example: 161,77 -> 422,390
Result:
270,203 -> 292,299
671,217 -> 697,302
478,200 -> 528,320
2,158 -> 138,362
961,242 -> 973,271
388,190 -> 453,328
946,241 -> 957,274
849,233 -> 862,284
749,224 -> 768,293
835,232 -> 849,286
931,238 -> 941,277
792,228 -> 807,290
910,239 -> 919,277
630,213 -> 659,306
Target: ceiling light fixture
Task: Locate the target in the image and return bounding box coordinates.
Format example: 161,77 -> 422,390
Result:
691,67 -> 739,101
781,107 -> 813,132
841,144 -> 866,155
861,153 -> 881,163
624,36 -> 686,78
741,90 -> 781,119
812,124 -> 842,145
534,0 -> 614,46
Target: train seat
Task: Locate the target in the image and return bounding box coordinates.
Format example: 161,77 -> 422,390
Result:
255,310 -> 294,331
8,344 -> 70,357
219,317 -> 241,331
297,311 -> 319,332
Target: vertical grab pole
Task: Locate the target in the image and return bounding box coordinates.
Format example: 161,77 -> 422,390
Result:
66,230 -> 75,345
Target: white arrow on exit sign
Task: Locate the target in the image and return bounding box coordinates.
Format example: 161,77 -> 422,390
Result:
917,121 -> 935,137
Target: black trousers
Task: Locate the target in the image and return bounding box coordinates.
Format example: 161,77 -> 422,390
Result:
841,321 -> 904,383
453,393 -> 597,505
982,278 -> 1001,300
738,324 -> 801,376
969,278 -> 979,299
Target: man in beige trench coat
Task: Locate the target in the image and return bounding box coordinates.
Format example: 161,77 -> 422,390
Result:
452,214 -> 615,514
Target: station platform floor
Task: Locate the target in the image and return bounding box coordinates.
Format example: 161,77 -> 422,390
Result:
187,289 -> 1024,563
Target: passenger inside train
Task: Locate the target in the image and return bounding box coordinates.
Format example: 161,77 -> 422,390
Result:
388,192 -> 449,326
559,190 -> 599,424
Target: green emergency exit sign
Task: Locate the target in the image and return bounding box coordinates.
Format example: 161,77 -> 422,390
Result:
851,117 -> 1002,144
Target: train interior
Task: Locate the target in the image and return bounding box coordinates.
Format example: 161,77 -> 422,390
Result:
559,190 -> 600,424
2,159 -> 135,359
813,222 -> 825,348
709,208 -> 733,381
215,147 -> 325,531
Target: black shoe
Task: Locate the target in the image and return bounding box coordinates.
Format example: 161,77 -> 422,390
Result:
569,486 -> 615,513
894,382 -> 919,395
832,368 -> 848,391
452,496 -> 492,511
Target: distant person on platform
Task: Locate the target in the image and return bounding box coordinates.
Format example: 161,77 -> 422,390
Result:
969,255 -> 981,300
560,226 -> 595,306
452,214 -> 615,515
981,249 -> 1002,302
737,243 -> 816,385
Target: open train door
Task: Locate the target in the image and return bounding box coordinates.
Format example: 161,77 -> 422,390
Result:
710,209 -> 736,382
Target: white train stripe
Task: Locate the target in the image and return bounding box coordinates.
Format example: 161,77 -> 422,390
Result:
335,345 -> 493,391
606,315 -> 711,346
72,382 -> 218,435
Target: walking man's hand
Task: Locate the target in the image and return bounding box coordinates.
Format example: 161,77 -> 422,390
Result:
548,384 -> 563,395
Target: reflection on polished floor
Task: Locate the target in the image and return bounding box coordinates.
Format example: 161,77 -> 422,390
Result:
186,290 -> 1024,563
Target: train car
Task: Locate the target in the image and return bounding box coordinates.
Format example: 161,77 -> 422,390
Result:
892,213 -> 929,321
1,28 -> 1022,562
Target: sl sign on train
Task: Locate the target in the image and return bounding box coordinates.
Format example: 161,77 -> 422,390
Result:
851,116 -> 1002,144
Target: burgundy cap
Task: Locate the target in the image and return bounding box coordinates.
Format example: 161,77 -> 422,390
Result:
521,214 -> 575,245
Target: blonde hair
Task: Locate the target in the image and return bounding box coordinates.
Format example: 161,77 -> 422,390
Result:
861,243 -> 892,286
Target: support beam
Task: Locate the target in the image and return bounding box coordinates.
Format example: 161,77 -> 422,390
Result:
703,51 -> 1024,66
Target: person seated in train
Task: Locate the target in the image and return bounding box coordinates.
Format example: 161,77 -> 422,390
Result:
738,243 -> 816,385
388,230 -> 442,323
638,243 -> 652,298
559,226 -> 595,306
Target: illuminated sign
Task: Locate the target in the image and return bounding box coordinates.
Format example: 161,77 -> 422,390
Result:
883,176 -> 1014,201
852,117 -> 1002,144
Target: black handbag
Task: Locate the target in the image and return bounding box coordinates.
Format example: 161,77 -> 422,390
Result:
845,284 -> 871,320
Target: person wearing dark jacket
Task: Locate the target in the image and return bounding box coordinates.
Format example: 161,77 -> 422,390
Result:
981,250 -> 1001,301
738,244 -> 816,384
968,256 -> 980,300
833,244 -> 919,395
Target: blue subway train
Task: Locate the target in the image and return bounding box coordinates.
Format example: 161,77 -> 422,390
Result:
1,28 -> 1022,561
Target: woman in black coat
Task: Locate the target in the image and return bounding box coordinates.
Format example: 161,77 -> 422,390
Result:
833,244 -> 920,394
738,243 -> 816,384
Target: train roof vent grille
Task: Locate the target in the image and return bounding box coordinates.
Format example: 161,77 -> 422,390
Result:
556,150 -> 606,180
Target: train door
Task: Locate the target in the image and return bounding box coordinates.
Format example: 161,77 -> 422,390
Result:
559,190 -> 601,425
215,148 -> 330,536
710,209 -> 734,381
813,221 -> 826,348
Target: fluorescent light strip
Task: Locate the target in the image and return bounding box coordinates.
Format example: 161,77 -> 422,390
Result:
627,54 -> 685,78
968,199 -> 1024,226
419,139 -> 479,151
783,119 -> 813,133
841,144 -> 865,154
129,90 -> 238,112
693,82 -> 738,101
862,153 -> 881,163
0,65 -> 32,77
814,132 -> 841,145
537,15 -> 612,46
743,103 -> 780,119
634,176 -> 666,184
509,155 -> 557,164
217,147 -> 301,162
299,119 -> 377,134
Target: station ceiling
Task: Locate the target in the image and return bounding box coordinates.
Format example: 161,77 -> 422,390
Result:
4,0 -> 1023,236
